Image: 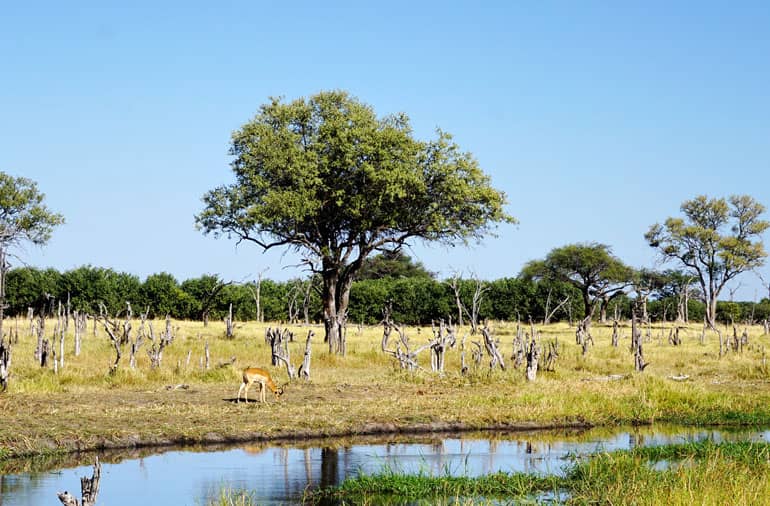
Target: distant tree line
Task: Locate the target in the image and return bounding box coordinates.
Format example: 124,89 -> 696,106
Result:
6,259 -> 770,326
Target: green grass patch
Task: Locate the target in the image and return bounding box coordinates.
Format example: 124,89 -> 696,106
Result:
307,440 -> 770,505
309,469 -> 560,505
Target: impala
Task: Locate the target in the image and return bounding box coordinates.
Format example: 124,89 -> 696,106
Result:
237,367 -> 284,403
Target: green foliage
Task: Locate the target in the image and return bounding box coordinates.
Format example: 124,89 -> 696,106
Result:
0,172 -> 64,249
196,91 -> 514,347
357,251 -> 434,281
58,265 -> 141,314
140,272 -> 193,318
0,172 -> 64,328
197,91 -> 514,254
520,243 -> 634,318
646,195 -> 769,326
4,267 -> 59,314
181,274 -> 230,321
7,263 -> 769,326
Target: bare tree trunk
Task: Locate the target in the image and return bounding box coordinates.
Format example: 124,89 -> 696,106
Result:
65,292 -> 71,334
599,296 -> 609,324
73,311 -> 82,356
0,336 -> 10,391
429,319 -> 456,373
57,302 -> 65,370
302,279 -> 314,325
225,303 -> 234,338
256,269 -> 267,323
98,306 -> 122,372
480,326 -> 505,370
448,274 -> 465,327
511,322 -> 525,369
40,338 -> 51,368
525,337 -> 539,382
544,295 -> 570,325
27,307 -> 34,336
299,330 -> 313,380
35,315 -> 45,363
0,248 -> 7,342
57,457 -> 101,506
611,319 -> 619,347
266,327 -> 297,378
632,312 -> 648,372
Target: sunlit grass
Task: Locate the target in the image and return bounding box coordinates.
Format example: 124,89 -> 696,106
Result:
2,318 -> 770,460
308,440 -> 770,505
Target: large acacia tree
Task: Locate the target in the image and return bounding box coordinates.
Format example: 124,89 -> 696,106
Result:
520,243 -> 634,322
645,195 -> 769,328
197,91 -> 513,354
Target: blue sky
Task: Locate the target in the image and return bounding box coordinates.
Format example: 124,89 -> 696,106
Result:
2,2 -> 769,300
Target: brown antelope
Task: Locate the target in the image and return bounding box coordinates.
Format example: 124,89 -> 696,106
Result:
237,367 -> 284,403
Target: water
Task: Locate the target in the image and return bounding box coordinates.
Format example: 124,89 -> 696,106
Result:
2,426 -> 768,505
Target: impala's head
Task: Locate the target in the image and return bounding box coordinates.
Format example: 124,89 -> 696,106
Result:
275,387 -> 284,399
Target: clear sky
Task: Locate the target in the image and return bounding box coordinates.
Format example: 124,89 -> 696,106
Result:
2,2 -> 769,300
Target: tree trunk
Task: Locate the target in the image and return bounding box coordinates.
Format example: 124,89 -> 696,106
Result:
0,248 -> 7,342
599,299 -> 608,323
706,296 -> 718,329
323,275 -> 344,355
323,267 -> 353,356
0,337 -> 10,392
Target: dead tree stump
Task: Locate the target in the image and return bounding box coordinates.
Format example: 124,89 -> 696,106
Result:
511,323 -> 526,369
267,328 -> 296,378
225,303 -> 234,338
480,326 -> 506,371
98,306 -> 123,372
525,338 -> 540,382
298,330 -> 313,380
57,457 -> 101,506
541,338 -> 560,372
611,320 -> 619,348
668,327 -> 681,346
40,338 -> 51,368
429,320 -> 456,373
34,315 -> 44,363
631,313 -> 648,372
576,317 -> 593,352
0,336 -> 10,392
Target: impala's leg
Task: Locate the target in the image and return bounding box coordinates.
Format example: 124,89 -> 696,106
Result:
260,380 -> 267,403
237,382 -> 245,403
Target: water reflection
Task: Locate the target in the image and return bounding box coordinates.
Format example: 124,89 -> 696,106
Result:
2,426 -> 768,506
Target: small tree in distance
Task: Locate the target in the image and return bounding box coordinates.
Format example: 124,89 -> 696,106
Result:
645,194 -> 769,328
520,243 -> 634,323
196,90 -> 515,354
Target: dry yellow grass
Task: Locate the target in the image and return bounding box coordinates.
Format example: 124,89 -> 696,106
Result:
1,318 -> 770,463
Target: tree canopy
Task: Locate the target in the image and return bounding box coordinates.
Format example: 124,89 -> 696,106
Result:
520,243 -> 634,320
0,172 -> 64,335
645,194 -> 769,327
356,251 -> 434,281
196,90 -> 514,353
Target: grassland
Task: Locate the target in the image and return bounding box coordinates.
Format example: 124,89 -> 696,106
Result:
302,440 -> 770,505
2,318 -> 770,466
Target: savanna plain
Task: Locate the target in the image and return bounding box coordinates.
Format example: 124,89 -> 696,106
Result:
4,319 -> 770,505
